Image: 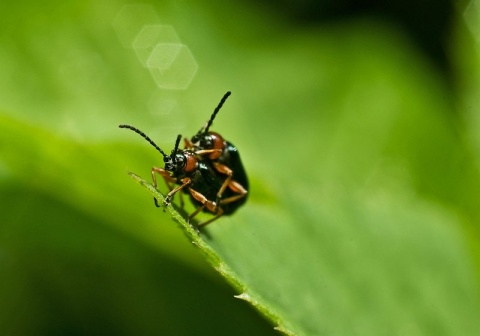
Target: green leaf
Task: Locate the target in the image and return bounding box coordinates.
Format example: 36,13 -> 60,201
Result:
128,173 -> 297,334
2,1 -> 480,335
124,21 -> 480,336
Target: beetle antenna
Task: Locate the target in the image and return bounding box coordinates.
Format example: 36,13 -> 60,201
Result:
200,91 -> 231,134
172,134 -> 182,157
119,124 -> 168,157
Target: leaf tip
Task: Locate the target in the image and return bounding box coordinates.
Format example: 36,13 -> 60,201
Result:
234,292 -> 251,301
274,325 -> 296,336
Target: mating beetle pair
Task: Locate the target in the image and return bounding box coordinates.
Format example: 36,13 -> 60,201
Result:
119,92 -> 248,228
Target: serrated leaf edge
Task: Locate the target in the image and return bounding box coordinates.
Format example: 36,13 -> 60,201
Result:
127,172 -> 301,335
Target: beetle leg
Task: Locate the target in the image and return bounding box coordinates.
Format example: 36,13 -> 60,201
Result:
186,183 -> 228,228
210,162 -> 248,204
184,137 -> 194,149
164,177 -> 192,206
189,201 -> 206,219
220,180 -> 248,205
151,167 -> 176,207
186,187 -> 224,228
197,207 -> 224,228
188,188 -> 217,215
194,149 -> 222,156
152,167 -> 176,190
212,162 -> 233,199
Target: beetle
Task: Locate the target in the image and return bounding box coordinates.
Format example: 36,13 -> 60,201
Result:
119,124 -> 227,227
185,91 -> 248,214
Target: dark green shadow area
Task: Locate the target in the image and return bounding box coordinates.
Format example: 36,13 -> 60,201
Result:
0,183 -> 278,336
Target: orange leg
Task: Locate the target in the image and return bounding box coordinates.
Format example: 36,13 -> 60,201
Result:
197,207 -> 224,228
151,167 -> 190,207
220,180 -> 248,205
188,188 -> 217,214
212,162 -> 248,204
184,137 -> 194,149
164,178 -> 191,206
213,162 -> 232,198
187,187 -> 224,228
183,137 -> 222,158
152,167 -> 175,191
195,149 -> 222,156
151,167 -> 175,207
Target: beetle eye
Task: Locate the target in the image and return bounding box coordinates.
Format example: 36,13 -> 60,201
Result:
164,156 -> 174,171
175,154 -> 186,166
201,135 -> 213,148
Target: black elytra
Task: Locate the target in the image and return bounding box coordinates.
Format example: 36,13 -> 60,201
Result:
119,92 -> 248,228
119,125 -> 229,227
186,91 -> 248,215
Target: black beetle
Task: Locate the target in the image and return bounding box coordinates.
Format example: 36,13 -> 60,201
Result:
185,91 -> 248,214
119,125 -> 227,227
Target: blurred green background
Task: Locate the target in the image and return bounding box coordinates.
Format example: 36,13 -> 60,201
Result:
2,0 -> 480,335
